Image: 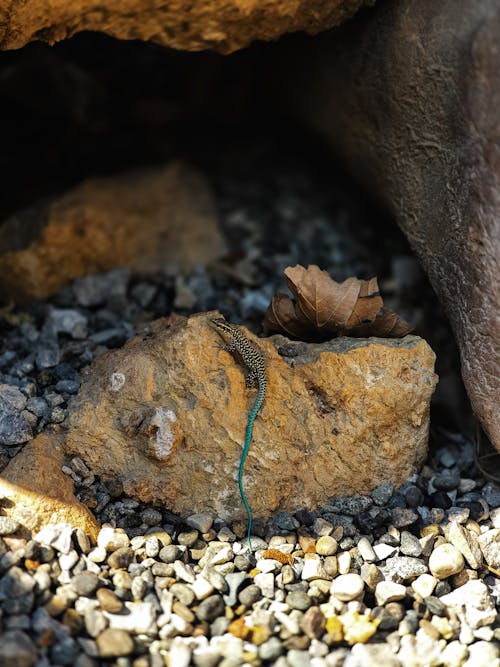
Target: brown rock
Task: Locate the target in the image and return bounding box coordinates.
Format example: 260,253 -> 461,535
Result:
0,434 -> 99,540
277,0 -> 500,449
65,312 -> 437,520
0,1 -> 373,54
0,161 -> 225,303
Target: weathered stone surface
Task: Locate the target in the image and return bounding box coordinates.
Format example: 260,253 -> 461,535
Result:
65,312 -> 437,520
0,434 -> 99,540
0,1 -> 373,54
0,161 -> 225,303
279,0 -> 500,449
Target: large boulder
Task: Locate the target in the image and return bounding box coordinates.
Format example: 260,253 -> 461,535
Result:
276,0 -> 500,450
0,0 -> 373,54
64,312 -> 437,520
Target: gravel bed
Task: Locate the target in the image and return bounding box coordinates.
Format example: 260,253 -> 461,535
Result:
0,147 -> 498,665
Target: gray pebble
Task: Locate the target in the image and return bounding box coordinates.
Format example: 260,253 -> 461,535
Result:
286,590 -> 311,611
223,571 -> 247,606
390,508 -> 419,528
287,649 -> 311,667
196,594 -> 225,622
0,629 -> 37,667
0,384 -> 32,445
159,545 -> 181,563
141,508 -> 162,526
177,529 -> 199,547
400,531 -> 423,557
381,556 -> 428,581
170,582 -> 195,606
238,584 -> 261,607
71,571 -> 99,596
50,636 -> 78,665
371,483 -> 394,506
186,512 -> 214,533
259,636 -> 284,661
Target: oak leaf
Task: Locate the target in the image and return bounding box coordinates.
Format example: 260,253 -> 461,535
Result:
264,264 -> 413,340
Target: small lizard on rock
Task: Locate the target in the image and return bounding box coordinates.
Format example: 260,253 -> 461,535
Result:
209,316 -> 266,554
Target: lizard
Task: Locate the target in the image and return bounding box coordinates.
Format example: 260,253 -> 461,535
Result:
209,315 -> 266,555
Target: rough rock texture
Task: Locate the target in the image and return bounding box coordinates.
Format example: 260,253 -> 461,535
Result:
0,434 -> 100,540
0,0 -> 373,54
65,312 -> 437,521
0,161 -> 225,303
276,1 -> 500,449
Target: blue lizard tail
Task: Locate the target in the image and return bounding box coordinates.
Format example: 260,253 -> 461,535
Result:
239,385 -> 265,555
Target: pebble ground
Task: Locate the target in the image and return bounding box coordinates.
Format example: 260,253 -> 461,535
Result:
0,144 -> 498,666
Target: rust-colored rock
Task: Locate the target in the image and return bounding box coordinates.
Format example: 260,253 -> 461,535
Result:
275,0 -> 500,449
0,161 -> 225,303
0,434 -> 100,540
0,1 -> 374,54
65,312 -> 437,521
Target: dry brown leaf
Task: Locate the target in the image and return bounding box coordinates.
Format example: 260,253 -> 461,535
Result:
285,265 -> 361,331
344,277 -> 383,329
347,308 -> 414,338
264,264 -> 413,341
263,292 -> 316,339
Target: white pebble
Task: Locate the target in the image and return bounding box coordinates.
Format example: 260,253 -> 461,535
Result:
372,543 -> 398,561
357,537 -> 377,562
411,573 -> 438,599
191,575 -> 215,601
429,543 -> 464,579
330,573 -> 364,601
375,580 -> 406,605
301,553 -> 328,581
254,572 -> 275,598
337,551 -> 351,574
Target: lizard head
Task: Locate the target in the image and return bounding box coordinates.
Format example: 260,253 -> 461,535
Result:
208,315 -> 234,336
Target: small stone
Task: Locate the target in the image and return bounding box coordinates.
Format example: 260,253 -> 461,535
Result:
404,485 -> 424,508
96,628 -> 134,658
429,544 -> 464,579
0,384 -> 32,446
330,573 -> 364,601
223,571 -> 247,607
254,572 -> 274,598
464,640 -> 499,667
372,543 -> 398,561
371,483 -> 394,506
196,594 -> 225,623
170,583 -> 196,606
177,530 -> 199,547
390,508 -> 419,528
411,574 -> 438,599
186,513 -> 213,533
192,575 -> 215,601
173,560 -> 195,583
259,636 -> 284,661
286,590 -> 312,611
299,606 -> 326,639
107,547 -> 134,570
447,522 -> 483,569
96,588 -> 123,613
337,551 -> 351,575
357,537 -> 377,562
238,584 -> 261,607
84,609 -> 108,638
375,581 -> 406,606
400,531 -> 423,557
287,649 -> 311,667
359,563 -> 383,591
433,469 -> 460,491
87,546 -> 107,563
313,518 -> 334,536
447,507 -> 470,524
0,517 -> 21,536
381,556 -> 428,581
0,629 -> 38,667
301,553 -> 328,581
477,529 -> 500,569
159,544 -> 181,563
0,566 -> 35,598
97,527 -> 130,551
316,535 -> 338,556
71,571 -> 99,596
440,580 -> 497,629
104,601 -> 156,634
